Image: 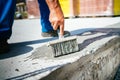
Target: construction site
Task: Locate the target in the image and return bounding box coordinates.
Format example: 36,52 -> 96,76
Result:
0,0 -> 120,80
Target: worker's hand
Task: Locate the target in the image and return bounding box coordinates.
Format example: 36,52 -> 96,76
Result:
46,0 -> 64,36
49,7 -> 64,36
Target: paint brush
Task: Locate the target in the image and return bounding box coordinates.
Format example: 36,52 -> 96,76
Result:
47,29 -> 79,57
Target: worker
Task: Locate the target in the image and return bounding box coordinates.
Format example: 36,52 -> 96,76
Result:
38,0 -> 70,37
0,0 -> 70,53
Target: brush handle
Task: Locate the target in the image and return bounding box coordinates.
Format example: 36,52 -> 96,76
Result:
57,29 -> 64,39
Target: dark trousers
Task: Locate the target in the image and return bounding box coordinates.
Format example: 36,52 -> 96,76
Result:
0,0 -> 53,40
0,0 -> 16,40
38,0 -> 54,32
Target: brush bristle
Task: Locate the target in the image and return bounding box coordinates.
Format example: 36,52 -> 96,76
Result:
47,36 -> 79,57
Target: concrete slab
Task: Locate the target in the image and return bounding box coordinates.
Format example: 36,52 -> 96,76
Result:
0,17 -> 120,80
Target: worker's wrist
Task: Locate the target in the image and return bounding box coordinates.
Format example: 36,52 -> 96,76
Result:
46,0 -> 60,10
49,6 -> 62,14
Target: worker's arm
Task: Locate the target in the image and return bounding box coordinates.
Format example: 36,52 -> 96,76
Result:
45,0 -> 64,36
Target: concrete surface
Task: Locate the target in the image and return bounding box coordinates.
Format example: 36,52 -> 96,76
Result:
0,17 -> 120,80
41,36 -> 120,80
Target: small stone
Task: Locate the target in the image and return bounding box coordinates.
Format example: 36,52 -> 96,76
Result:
15,69 -> 19,72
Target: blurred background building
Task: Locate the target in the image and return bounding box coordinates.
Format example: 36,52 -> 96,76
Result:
15,0 -> 27,19
15,0 -> 120,19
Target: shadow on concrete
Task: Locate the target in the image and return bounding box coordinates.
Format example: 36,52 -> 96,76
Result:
0,37 -> 57,60
71,21 -> 120,35
77,28 -> 120,51
0,27 -> 120,60
70,28 -> 95,35
6,65 -> 61,80
28,28 -> 120,59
